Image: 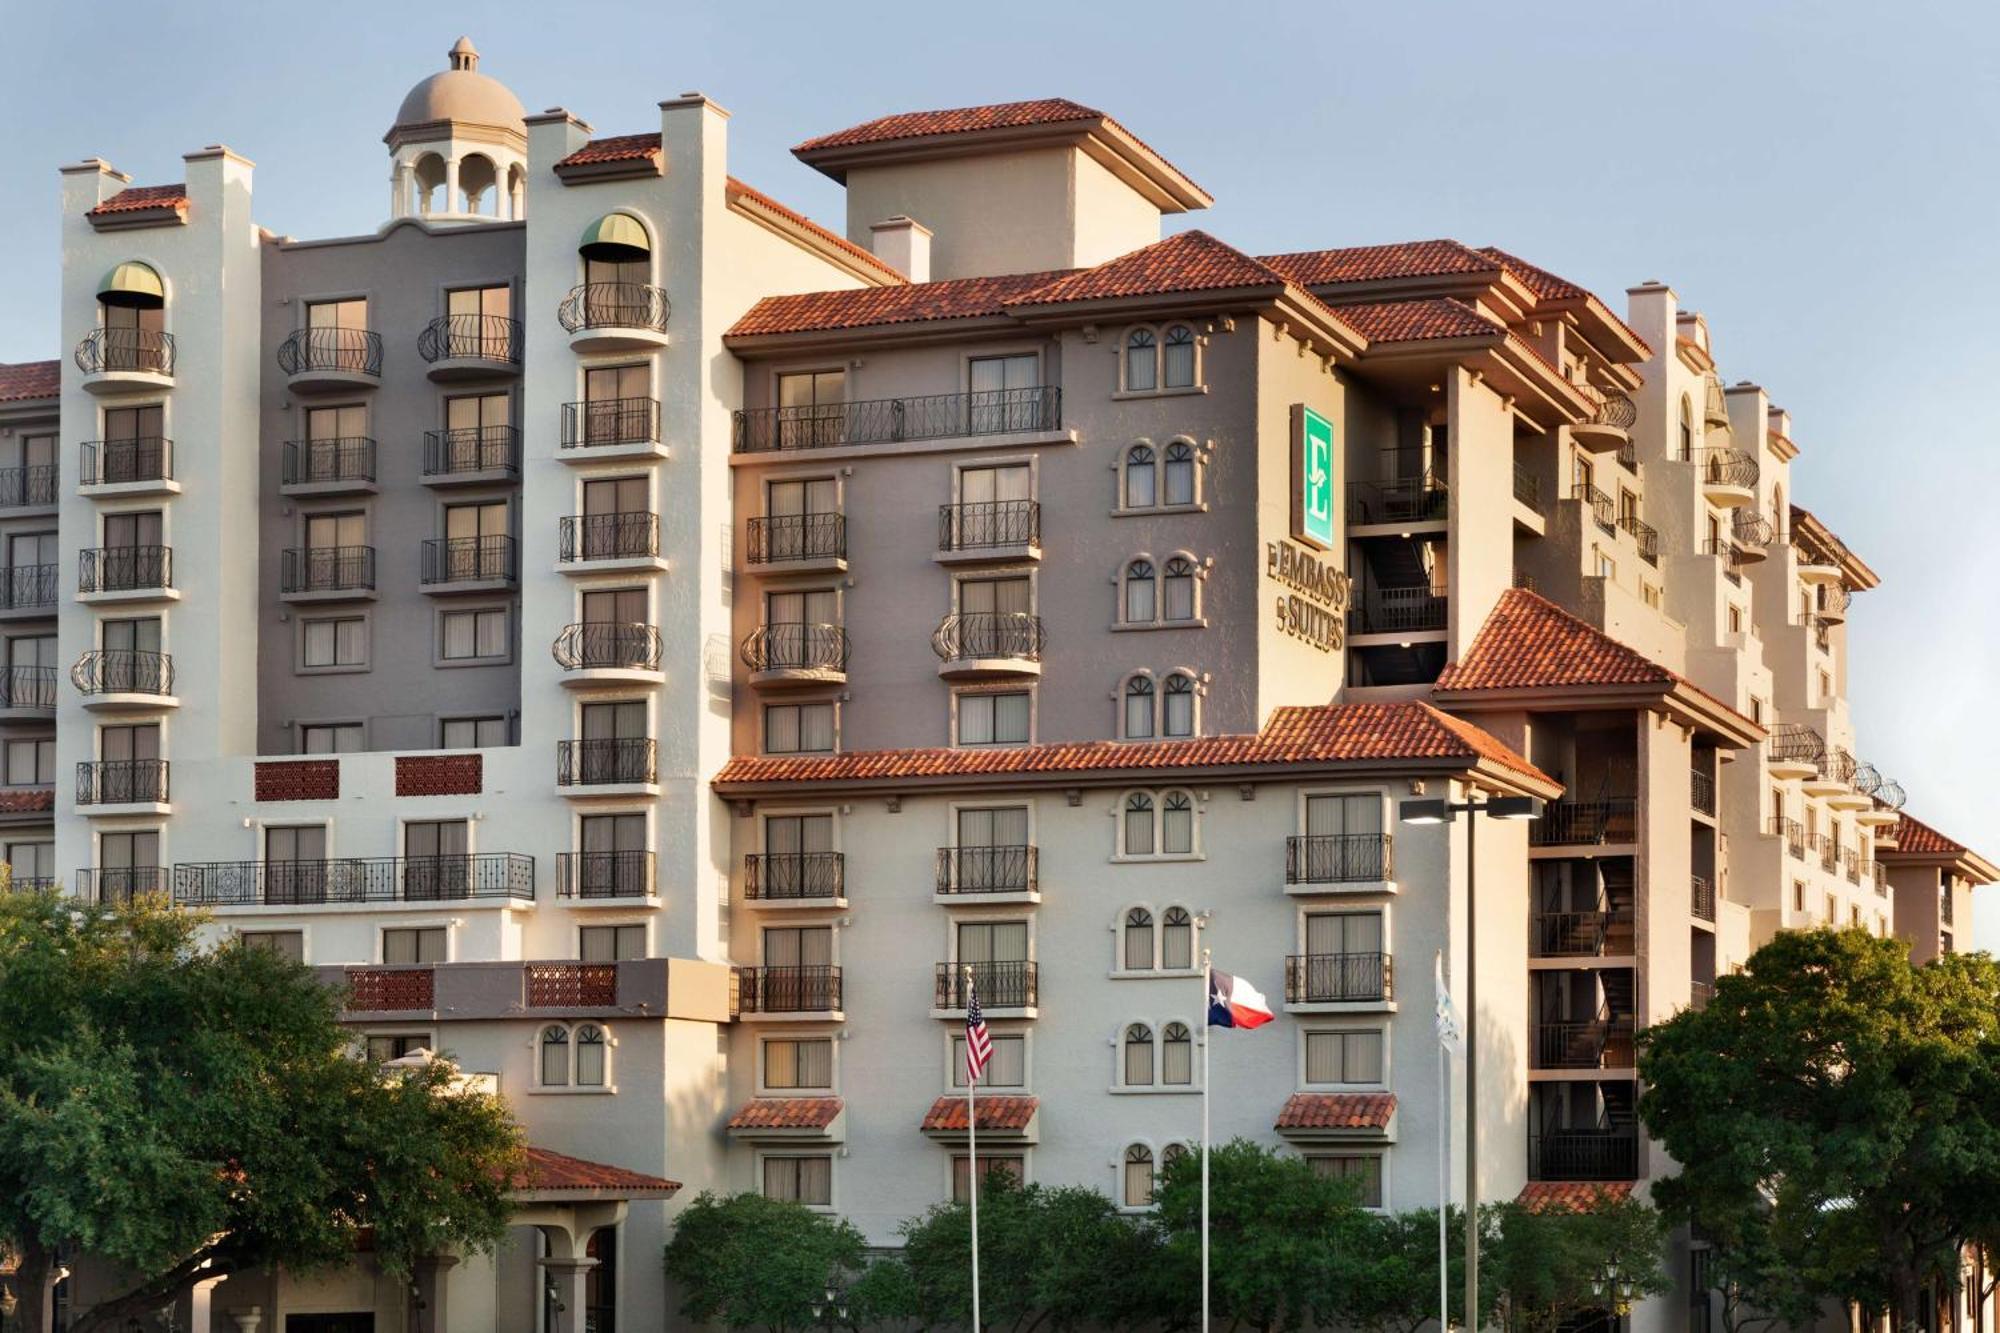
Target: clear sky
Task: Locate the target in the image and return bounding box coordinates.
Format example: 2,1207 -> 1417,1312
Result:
3,0 -> 1995,949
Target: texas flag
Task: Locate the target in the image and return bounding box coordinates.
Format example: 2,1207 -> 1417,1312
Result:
1207,969 -> 1275,1029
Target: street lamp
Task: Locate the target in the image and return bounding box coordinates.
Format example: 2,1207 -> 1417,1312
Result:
1592,1255 -> 1638,1318
1400,790 -> 1543,1332
810,1282 -> 850,1329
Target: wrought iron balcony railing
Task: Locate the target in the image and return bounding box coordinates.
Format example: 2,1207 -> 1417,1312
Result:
421,535 -> 516,585
1690,768 -> 1716,815
1572,482 -> 1616,534
1767,723 -> 1825,768
741,622 -> 849,675
174,854 -> 535,907
0,665 -> 55,711
1529,1130 -> 1640,1182
1529,797 -> 1638,846
931,612 -> 1045,664
733,386 -> 1062,453
556,737 -> 657,787
551,622 -> 662,674
423,425 -> 521,477
281,546 -> 374,595
282,436 -> 374,487
561,397 -> 661,449
1348,472 -> 1449,525
1619,513 -> 1659,565
1691,875 -> 1717,921
75,327 -> 175,376
417,313 -> 522,364
1533,1016 -> 1637,1070
70,649 -> 174,698
1512,461 -> 1542,512
1,563 -> 58,610
939,499 -> 1042,551
1347,587 -> 1447,634
934,845 -> 1037,896
557,283 -> 671,335
1284,833 -> 1393,884
559,512 -> 659,563
556,850 -> 656,900
934,960 -> 1036,1010
76,758 -> 168,806
79,546 -> 172,594
75,866 -> 167,904
0,463 -> 58,506
1688,447 -> 1759,490
82,437 -> 172,488
1284,951 -> 1393,1004
277,326 -> 383,378
1530,909 -> 1634,958
737,964 -> 842,1014
746,513 -> 846,565
745,851 -> 846,902
1585,390 -> 1638,432
1769,816 -> 1805,859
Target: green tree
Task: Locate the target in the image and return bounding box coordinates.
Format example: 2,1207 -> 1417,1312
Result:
663,1191 -> 871,1331
1483,1198 -> 1669,1333
0,889 -> 521,1333
1639,927 -> 2000,1330
1339,1207 -> 1468,1333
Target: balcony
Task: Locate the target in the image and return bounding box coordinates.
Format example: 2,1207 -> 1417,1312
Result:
745,513 -> 847,575
1767,723 -> 1824,780
934,845 -> 1038,902
1769,815 -> 1805,859
524,963 -> 619,1008
558,512 -> 666,573
556,737 -> 658,795
1619,513 -> 1659,566
557,282 -> 671,353
423,425 -> 521,485
417,313 -> 522,380
74,866 -> 166,904
1815,582 -> 1852,625
1690,767 -> 1716,816
420,536 -> 517,594
1792,535 -> 1844,587
0,665 -> 54,717
1690,980 -> 1714,1011
1530,798 -> 1637,847
281,546 -> 375,603
1571,390 -> 1636,453
556,850 -> 657,902
551,622 -> 663,687
1732,513 -> 1775,565
1529,1130 -> 1639,1182
1283,952 -> 1394,1009
1687,447 -> 1758,507
70,650 -> 177,711
78,439 -> 176,501
1691,875 -> 1717,922
173,853 -> 535,908
1533,1017 -> 1637,1070
1284,833 -> 1394,891
1942,889 -> 1955,927
0,564 -> 57,616
736,964 -> 843,1020
1348,472 -> 1449,527
560,397 -> 667,462
277,327 -> 383,392
1512,462 -> 1543,514
932,612 -> 1044,679
1806,746 -> 1857,799
741,622 -> 849,687
1817,835 -> 1839,875
1347,587 -> 1447,636
933,960 -> 1037,1015
1572,482 -> 1616,535
280,437 -> 375,496
745,851 -> 847,906
76,759 -> 169,814
0,463 -> 57,509
75,327 -> 175,393
733,386 -> 1063,454
1842,848 -> 1861,886
1702,539 -> 1746,586
937,500 -> 1043,563
1531,909 -> 1635,958
346,968 -> 435,1013
78,546 -> 175,604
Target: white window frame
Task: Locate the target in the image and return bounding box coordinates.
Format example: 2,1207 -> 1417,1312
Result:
1298,1024 -> 1391,1091
761,696 -> 840,756
756,1028 -> 839,1096
379,920 -> 454,966
947,1025 -> 1031,1091
1112,788 -> 1204,862
1110,1016 -> 1201,1094
755,1149 -> 836,1211
951,686 -> 1035,749
434,603 -> 514,668
296,611 -> 370,675
1115,324 -> 1207,400
1110,901 -> 1203,978
529,1020 -> 618,1095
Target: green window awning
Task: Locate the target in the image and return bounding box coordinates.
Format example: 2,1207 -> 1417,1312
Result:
97,261 -> 165,309
579,213 -> 650,261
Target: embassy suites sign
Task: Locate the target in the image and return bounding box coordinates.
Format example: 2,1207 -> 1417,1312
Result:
1269,403 -> 1350,654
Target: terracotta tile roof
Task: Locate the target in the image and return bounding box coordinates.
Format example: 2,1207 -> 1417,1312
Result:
88,183 -> 189,216
0,789 -> 54,814
728,269 -> 1074,338
716,700 -> 1551,790
1259,239 -> 1495,287
1005,230 -> 1294,307
728,1097 -> 844,1131
553,132 -> 663,169
725,177 -> 906,280
1886,812 -> 1968,857
796,98 -> 1107,153
511,1145 -> 680,1197
1474,246 -> 1585,300
1438,589 -> 1677,692
921,1094 -> 1038,1133
1516,1180 -> 1634,1213
1332,298 -> 1501,343
1274,1092 -> 1397,1131
0,361 -> 59,404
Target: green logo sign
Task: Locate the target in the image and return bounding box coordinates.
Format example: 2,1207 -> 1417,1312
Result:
1294,405 -> 1335,550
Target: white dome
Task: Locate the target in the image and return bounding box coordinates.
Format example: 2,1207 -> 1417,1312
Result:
391,38 -> 525,135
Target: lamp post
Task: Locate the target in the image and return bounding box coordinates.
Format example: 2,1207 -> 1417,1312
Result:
1592,1254 -> 1638,1321
810,1281 -> 850,1331
1401,790 -> 1543,1331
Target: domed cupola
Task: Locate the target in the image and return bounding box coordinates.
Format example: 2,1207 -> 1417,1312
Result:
385,38 -> 529,224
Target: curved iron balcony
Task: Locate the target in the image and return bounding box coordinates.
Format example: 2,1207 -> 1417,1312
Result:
746,512 -> 846,565
1284,833 -> 1394,885
70,649 -> 174,698
557,850 -> 657,900
1766,722 -> 1825,767
173,854 -> 535,907
81,437 -> 172,488
1873,778 -> 1908,812
939,499 -> 1042,552
933,960 -> 1035,1010
733,386 -> 1062,453
77,758 -> 168,806
281,545 -> 374,595
0,464 -> 58,507
1586,390 -> 1637,431
552,622 -> 662,673
1284,951 -> 1394,1004
420,535 -> 516,586
281,436 -> 374,488
76,866 -> 166,904
738,964 -> 842,1014
556,737 -> 657,787
1818,746 -> 1858,787
417,313 -> 522,365
935,845 -> 1037,896
559,511 -> 659,562
75,327 -> 175,376
745,851 -> 846,902
79,545 -> 172,594
423,425 -> 520,478
0,664 -> 55,711
277,327 -> 383,379
557,283 -> 671,335
741,622 -> 850,675
1732,511 -> 1775,551
1688,446 -> 1759,491
1,563 -> 58,611
930,612 -> 1045,664
561,397 -> 661,449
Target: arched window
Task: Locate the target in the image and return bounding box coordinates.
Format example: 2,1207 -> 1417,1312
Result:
1162,791 -> 1195,855
1162,1142 -> 1190,1173
1124,675 -> 1156,739
1163,441 -> 1196,506
1162,325 -> 1196,389
1124,560 -> 1157,623
1162,906 -> 1194,969
1163,556 -> 1197,621
1125,329 -> 1158,392
1124,907 -> 1155,971
1678,395 -> 1694,462
1124,444 -> 1157,509
1124,1144 -> 1156,1207
1124,793 -> 1156,856
1162,1023 -> 1193,1085
540,1025 -> 571,1087
1124,1024 -> 1155,1086
1163,673 -> 1196,738
575,1024 -> 607,1087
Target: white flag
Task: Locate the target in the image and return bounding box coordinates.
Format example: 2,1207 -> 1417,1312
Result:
1434,951 -> 1463,1055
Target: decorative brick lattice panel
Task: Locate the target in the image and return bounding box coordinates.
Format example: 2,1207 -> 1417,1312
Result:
347,968 -> 435,1012
395,753 -> 483,798
526,963 -> 618,1008
255,759 -> 339,802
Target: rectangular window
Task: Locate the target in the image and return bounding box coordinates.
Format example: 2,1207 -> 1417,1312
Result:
761,1155 -> 832,1206
951,1032 -> 1027,1088
365,1033 -> 430,1065
579,924 -> 646,962
957,575 -> 1031,616
301,616 -> 366,669
1308,1154 -> 1384,1208
952,1154 -> 1026,1203
299,722 -> 364,755
6,738 -> 54,786
382,927 -> 447,965
764,701 -> 835,754
762,924 -> 832,968
440,716 -> 509,748
1304,1029 -> 1385,1085
957,691 -> 1030,746
307,297 -> 368,331
440,607 -> 509,661
240,930 -> 304,961
763,1037 -> 834,1090
5,840 -> 53,886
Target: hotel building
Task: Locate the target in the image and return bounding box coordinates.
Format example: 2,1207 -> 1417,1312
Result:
0,36 -> 1988,1333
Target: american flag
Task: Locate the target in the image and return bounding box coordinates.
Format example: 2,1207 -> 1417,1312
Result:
964,978 -> 993,1083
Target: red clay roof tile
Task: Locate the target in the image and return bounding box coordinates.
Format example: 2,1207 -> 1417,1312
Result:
554,133 -> 662,168
728,269 -> 1075,338
1333,298 -> 1501,343
1885,812 -> 1968,858
88,184 -> 189,216
1475,246 -> 1584,300
0,789 -> 55,814
1004,230 -> 1293,306
1438,589 -> 1678,692
1275,1092 -> 1397,1131
1259,240 -> 1498,287
727,1097 -> 844,1131
0,362 -> 59,404
921,1095 -> 1038,1133
512,1146 -> 680,1196
796,98 -> 1103,153
1516,1180 -> 1634,1213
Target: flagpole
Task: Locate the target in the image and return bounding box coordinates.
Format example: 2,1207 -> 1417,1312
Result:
1201,947 -> 1212,1333
965,964 -> 981,1333
1439,994 -> 1450,1332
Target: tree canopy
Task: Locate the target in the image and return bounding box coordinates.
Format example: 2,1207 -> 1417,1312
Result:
664,1190 -> 874,1332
